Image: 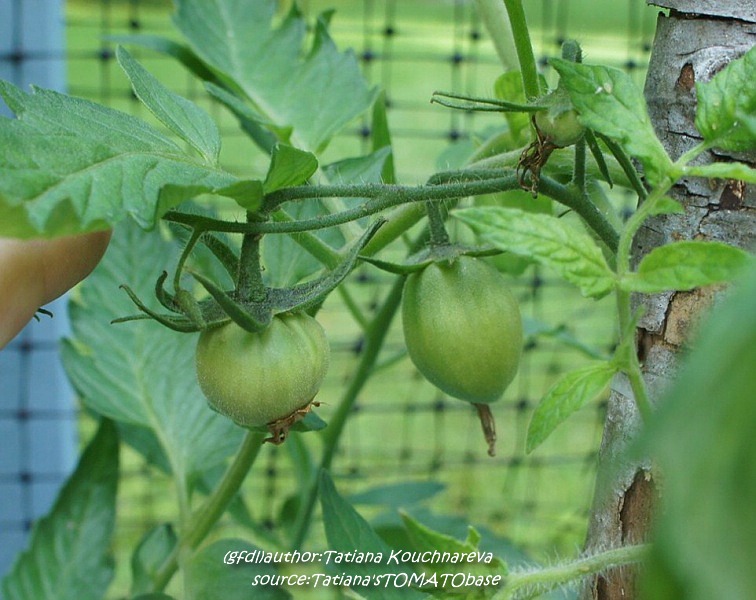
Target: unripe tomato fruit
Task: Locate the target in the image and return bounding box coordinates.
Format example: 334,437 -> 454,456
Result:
402,256 -> 523,404
195,313 -> 329,428
534,108 -> 584,148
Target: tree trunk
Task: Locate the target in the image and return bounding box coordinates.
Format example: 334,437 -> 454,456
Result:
581,3 -> 756,598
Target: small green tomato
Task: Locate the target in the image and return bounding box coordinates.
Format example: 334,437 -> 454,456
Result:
401,256 -> 523,404
534,107 -> 585,148
195,313 -> 329,430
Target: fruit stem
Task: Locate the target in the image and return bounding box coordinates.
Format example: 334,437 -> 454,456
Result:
237,212 -> 266,302
152,430 -> 266,592
425,200 -> 451,247
474,403 -> 497,457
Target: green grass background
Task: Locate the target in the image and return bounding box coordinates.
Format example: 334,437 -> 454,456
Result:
66,1 -> 658,597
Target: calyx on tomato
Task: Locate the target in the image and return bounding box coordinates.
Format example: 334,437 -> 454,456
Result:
195,312 -> 329,444
402,256 -> 523,404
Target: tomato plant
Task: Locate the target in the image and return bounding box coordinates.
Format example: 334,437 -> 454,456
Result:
0,0 -> 753,599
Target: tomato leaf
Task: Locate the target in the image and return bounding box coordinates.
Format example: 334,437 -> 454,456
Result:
60,221 -> 244,484
695,46 -> 756,153
526,362 -> 616,453
184,539 -> 291,600
549,59 -> 673,186
264,144 -> 318,194
621,241 -> 751,293
0,81 -> 237,238
683,161 -> 756,184
455,206 -> 615,298
116,46 -> 221,164
318,470 -> 425,600
0,420 -> 118,600
173,0 -> 378,152
131,524 -> 176,596
400,513 -> 508,580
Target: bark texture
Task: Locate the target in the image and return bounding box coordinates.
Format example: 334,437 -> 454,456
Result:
581,3 -> 755,598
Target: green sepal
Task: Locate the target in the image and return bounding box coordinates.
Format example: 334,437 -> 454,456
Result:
585,130 -> 613,187
153,271 -> 179,312
116,285 -> 202,332
361,243 -> 503,275
245,409 -> 327,435
175,289 -> 207,328
190,271 -> 272,333
267,218 -> 385,313
431,89 -> 548,113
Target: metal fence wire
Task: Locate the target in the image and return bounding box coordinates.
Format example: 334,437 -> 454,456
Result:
3,0 -> 659,594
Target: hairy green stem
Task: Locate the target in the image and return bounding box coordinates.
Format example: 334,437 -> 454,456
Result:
613,183 -> 673,422
237,231 -> 266,302
163,173 -> 619,253
425,200 -> 451,246
502,0 -> 541,99
290,269 -> 410,549
153,431 -> 266,592
493,544 -> 649,599
572,136 -> 587,193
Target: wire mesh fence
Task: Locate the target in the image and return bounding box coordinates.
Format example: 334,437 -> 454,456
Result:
3,0 -> 659,594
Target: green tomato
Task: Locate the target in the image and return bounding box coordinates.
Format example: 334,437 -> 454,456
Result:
534,107 -> 584,148
195,312 -> 329,428
402,256 -> 523,404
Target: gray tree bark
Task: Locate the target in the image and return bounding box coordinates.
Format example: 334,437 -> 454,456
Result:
581,3 -> 755,598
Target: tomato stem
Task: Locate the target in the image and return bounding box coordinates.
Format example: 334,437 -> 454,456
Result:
152,431 -> 267,592
237,212 -> 266,302
502,0 -> 541,100
492,544 -> 649,599
163,171 -> 619,253
474,403 -> 497,457
425,200 -> 451,246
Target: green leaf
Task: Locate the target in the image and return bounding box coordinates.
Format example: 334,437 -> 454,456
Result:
116,46 -> 221,164
131,524 -> 176,595
639,262 -> 756,599
400,513 -> 508,582
621,241 -> 751,293
184,539 -> 291,600
322,147 -> 392,188
205,82 -> 280,152
318,470 -> 425,600
695,46 -> 756,153
494,71 -> 531,143
455,206 -> 615,298
132,595 -> 176,600
684,161 -> 756,184
215,179 -> 264,211
526,362 -> 616,453
349,481 -> 446,507
371,91 -> 396,184
550,59 -> 673,185
173,0 -> 378,152
60,221 -> 244,486
264,144 -> 318,194
1,420 -> 118,600
0,81 -> 237,237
